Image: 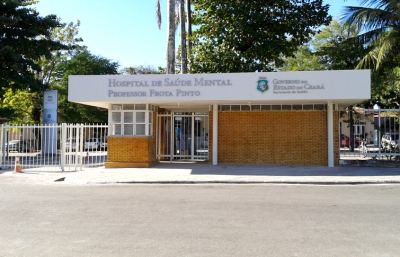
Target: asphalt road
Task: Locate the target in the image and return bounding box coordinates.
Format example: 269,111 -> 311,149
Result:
0,184 -> 399,256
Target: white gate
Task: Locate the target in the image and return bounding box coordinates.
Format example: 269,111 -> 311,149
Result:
0,123 -> 108,171
157,112 -> 209,162
339,107 -> 400,161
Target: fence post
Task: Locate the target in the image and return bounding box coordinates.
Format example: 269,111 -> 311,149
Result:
378,107 -> 381,159
73,124 -> 79,171
79,124 -> 84,171
60,123 -> 67,171
0,124 -> 4,168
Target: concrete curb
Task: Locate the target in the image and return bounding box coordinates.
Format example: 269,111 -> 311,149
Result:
69,180 -> 400,185
122,181 -> 400,185
4,165 -> 400,186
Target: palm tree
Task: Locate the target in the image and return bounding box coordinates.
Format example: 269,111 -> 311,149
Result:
156,0 -> 176,74
156,0 -> 189,74
180,0 -> 188,74
186,0 -> 192,58
343,0 -> 400,70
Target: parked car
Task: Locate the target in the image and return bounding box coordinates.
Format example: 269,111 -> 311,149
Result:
65,138 -> 77,151
5,140 -> 36,152
340,134 -> 361,148
85,138 -> 101,150
101,140 -> 108,150
5,140 -> 21,152
381,133 -> 400,152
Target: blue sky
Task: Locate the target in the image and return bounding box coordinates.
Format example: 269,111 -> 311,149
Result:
33,0 -> 360,70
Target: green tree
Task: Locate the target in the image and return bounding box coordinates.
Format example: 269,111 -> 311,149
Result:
156,0 -> 177,74
281,45 -> 327,71
0,21 -> 82,124
314,20 -> 367,70
343,0 -> 400,70
38,21 -> 83,86
0,0 -> 67,94
342,0 -> 400,107
0,89 -> 35,124
367,63 -> 400,107
28,21 -> 83,123
53,50 -> 119,123
121,65 -> 165,75
281,20 -> 368,71
156,0 -> 193,74
190,0 -> 331,73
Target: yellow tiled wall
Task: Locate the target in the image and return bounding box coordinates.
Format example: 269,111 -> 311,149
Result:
214,111 -> 338,166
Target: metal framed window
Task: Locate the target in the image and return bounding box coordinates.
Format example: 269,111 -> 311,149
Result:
353,122 -> 365,136
110,104 -> 153,136
219,104 -> 329,111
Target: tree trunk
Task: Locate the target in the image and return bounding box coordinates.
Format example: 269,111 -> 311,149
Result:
186,0 -> 192,67
180,0 -> 188,74
167,0 -> 176,74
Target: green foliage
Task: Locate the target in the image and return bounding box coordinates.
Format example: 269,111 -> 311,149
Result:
53,50 -> 119,123
0,88 -> 36,124
343,0 -> 400,71
342,0 -> 400,107
190,0 -> 331,73
38,20 -> 83,86
314,20 -> 369,70
280,45 -> 327,71
281,20 -> 368,71
365,66 -> 400,107
0,0 -> 68,94
121,65 -> 165,75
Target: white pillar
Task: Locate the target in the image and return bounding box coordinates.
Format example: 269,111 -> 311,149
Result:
327,102 -> 334,167
212,104 -> 218,165
0,123 -> 6,167
107,104 -> 113,137
191,113 -> 195,163
60,123 -> 67,172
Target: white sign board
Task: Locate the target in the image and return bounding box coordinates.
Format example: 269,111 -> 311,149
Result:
43,90 -> 58,124
68,70 -> 371,107
42,90 -> 58,154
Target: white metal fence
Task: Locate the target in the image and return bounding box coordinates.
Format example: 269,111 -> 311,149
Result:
0,123 -> 108,171
4,108 -> 400,169
339,107 -> 400,161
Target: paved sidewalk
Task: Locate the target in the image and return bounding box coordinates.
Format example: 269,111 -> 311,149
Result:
1,162 -> 400,185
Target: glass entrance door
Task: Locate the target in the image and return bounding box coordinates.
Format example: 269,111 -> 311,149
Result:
157,112 -> 209,162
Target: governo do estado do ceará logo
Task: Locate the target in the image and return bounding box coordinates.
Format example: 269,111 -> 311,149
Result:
257,77 -> 268,93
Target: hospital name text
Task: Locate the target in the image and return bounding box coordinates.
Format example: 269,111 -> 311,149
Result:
108,78 -> 232,88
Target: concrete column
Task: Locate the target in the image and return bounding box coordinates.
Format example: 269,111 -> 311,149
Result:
213,104 -> 218,165
327,102 -> 334,167
107,105 -> 112,136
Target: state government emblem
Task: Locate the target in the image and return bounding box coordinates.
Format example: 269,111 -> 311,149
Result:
257,77 -> 268,93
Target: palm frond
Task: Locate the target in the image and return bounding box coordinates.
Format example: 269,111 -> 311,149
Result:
343,6 -> 392,31
356,47 -> 379,69
356,0 -> 390,9
344,27 -> 387,47
376,27 -> 400,68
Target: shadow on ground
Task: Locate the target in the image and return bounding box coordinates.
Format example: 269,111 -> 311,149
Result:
154,162 -> 400,177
